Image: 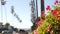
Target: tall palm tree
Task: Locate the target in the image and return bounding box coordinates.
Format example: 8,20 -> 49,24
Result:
4,23 -> 10,29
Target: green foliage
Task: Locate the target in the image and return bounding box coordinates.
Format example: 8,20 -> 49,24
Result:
31,31 -> 34,34
54,6 -> 60,10
31,23 -> 37,31
4,23 -> 10,28
38,12 -> 58,34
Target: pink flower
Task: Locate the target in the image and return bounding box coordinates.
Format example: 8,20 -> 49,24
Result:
54,0 -> 58,5
36,19 -> 43,26
34,30 -> 38,34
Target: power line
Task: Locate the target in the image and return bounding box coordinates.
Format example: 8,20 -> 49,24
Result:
11,6 -> 22,23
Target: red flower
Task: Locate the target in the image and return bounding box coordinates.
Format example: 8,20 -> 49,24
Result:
56,11 -> 60,18
51,10 -> 57,19
51,10 -> 57,16
46,6 -> 50,10
51,10 -> 60,19
46,25 -> 51,31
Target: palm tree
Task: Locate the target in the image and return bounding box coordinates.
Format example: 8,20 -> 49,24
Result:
14,28 -> 18,32
11,26 -> 14,29
4,23 -> 10,29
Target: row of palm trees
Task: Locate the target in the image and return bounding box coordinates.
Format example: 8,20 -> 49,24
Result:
0,23 -> 18,33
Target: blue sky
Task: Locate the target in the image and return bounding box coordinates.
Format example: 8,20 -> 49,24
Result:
0,0 -> 55,29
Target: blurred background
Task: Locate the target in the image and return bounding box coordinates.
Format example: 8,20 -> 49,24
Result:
0,0 -> 55,34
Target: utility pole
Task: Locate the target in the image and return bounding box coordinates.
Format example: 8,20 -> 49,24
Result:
0,0 -> 6,23
41,0 -> 45,13
11,6 -> 22,23
30,0 -> 38,23
30,0 -> 35,23
36,0 -> 38,20
30,0 -> 38,31
41,0 -> 45,19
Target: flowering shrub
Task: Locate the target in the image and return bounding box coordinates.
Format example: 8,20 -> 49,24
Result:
31,0 -> 60,34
